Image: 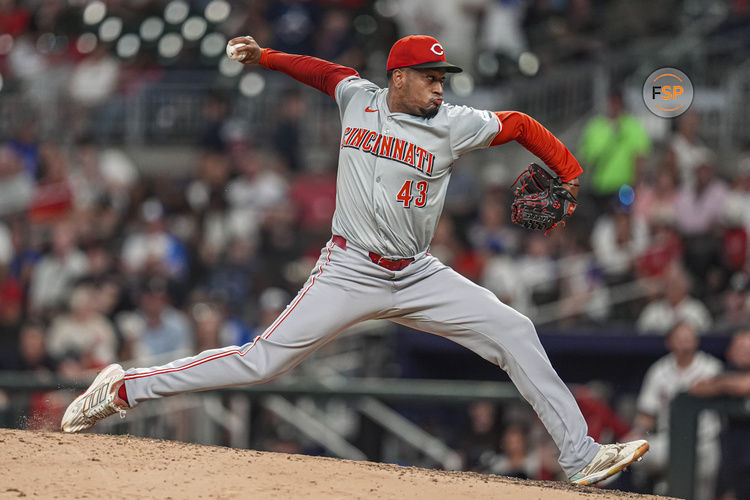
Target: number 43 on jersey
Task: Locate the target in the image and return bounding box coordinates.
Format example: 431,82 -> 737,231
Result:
397,180 -> 428,208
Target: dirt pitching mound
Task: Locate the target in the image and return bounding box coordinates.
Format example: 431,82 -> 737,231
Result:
1,429 -> 673,499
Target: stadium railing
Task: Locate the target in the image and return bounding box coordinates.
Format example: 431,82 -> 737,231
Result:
668,392 -> 750,500
0,372 -> 521,470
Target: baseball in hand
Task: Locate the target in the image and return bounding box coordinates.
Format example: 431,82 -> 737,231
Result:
226,42 -> 246,61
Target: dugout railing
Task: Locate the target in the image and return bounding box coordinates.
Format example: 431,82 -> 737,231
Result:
3,372 -> 748,495
0,372 -> 522,470
668,392 -> 750,500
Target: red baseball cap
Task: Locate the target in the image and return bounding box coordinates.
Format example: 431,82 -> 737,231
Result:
386,35 -> 462,73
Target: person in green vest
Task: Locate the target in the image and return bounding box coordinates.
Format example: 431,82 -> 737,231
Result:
578,90 -> 652,205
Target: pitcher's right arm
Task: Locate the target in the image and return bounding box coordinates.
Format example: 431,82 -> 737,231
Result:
228,36 -> 359,99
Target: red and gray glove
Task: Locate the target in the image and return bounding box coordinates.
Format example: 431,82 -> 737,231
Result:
510,163 -> 577,233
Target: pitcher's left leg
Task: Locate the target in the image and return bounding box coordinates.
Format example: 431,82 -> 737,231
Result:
393,260 -> 598,477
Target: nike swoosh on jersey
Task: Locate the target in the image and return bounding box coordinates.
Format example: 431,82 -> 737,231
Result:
365,107 -> 378,112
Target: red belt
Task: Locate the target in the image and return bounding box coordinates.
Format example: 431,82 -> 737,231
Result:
332,235 -> 414,271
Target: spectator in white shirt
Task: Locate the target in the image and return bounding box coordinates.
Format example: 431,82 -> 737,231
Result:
637,262 -> 712,335
47,283 -> 118,376
29,221 -> 89,314
629,322 -> 723,500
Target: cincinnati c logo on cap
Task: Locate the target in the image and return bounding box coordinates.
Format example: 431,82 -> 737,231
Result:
430,43 -> 444,56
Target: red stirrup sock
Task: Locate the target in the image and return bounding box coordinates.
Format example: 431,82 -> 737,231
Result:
117,384 -> 130,407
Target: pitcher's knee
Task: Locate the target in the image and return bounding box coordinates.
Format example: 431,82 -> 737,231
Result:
488,309 -> 536,338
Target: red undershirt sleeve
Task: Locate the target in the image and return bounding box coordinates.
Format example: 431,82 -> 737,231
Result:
490,111 -> 583,182
259,49 -> 359,99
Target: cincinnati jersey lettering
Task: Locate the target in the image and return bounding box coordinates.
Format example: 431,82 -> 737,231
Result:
341,127 -> 435,176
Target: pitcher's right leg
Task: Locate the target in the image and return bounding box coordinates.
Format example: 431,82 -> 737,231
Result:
123,242 -> 386,405
63,241 -> 385,432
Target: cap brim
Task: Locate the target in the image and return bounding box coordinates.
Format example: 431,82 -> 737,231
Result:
402,61 -> 463,73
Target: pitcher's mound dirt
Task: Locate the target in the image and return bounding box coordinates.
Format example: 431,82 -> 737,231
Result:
0,429 -> 674,499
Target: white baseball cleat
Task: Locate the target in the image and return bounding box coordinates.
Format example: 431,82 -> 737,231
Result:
61,363 -> 128,433
569,440 -> 650,486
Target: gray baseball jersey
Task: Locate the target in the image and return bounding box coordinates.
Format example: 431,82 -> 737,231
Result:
122,72 -> 599,477
333,76 -> 499,258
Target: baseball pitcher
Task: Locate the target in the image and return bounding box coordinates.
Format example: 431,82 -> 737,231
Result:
62,34 -> 648,486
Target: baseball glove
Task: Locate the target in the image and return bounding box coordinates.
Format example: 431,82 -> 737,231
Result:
510,163 -> 577,234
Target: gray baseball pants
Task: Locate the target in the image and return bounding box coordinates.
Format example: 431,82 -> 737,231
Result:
123,237 -> 599,476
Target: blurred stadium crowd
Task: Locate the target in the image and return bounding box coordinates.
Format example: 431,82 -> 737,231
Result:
1,0 -> 750,498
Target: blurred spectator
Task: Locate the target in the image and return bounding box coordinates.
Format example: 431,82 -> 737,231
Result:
0,0 -> 31,37
444,166 -> 483,228
477,0 -> 528,71
0,278 -> 23,365
199,93 -> 231,152
629,322 -> 722,500
668,113 -> 712,189
67,44 -> 120,136
395,0 -> 484,74
256,201 -> 306,291
272,89 -> 307,173
691,331 -> 750,500
313,8 -> 354,62
225,150 -> 289,243
187,151 -> 232,268
256,287 -> 291,333
217,286 -> 287,348
591,202 -> 649,285
721,157 -> 750,273
267,0 -> 319,55
632,166 -> 679,228
6,215 -> 39,288
482,254 -> 526,312
13,322 -> 56,373
578,90 -> 651,204
69,139 -> 138,215
47,283 -> 118,374
516,233 -> 559,306
207,237 -> 259,316
636,217 -> 683,280
431,215 -> 484,282
126,277 -> 193,361
82,241 -> 115,280
557,235 -> 610,325
289,150 -> 337,249
90,275 -> 131,353
468,194 -> 521,257
675,162 -> 730,300
190,301 -> 225,353
636,262 -> 712,335
0,219 -> 11,265
574,383 -> 630,444
488,424 -> 540,479
28,142 -> 74,224
675,162 -> 729,236
724,153 -> 750,235
716,273 -> 750,332
28,220 -> 89,314
7,321 -> 62,431
121,198 -> 189,281
428,215 -> 463,268
0,145 -> 35,217
458,401 -> 501,472
5,119 -> 40,179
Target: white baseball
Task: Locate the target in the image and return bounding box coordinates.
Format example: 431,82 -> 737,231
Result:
226,42 -> 246,61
